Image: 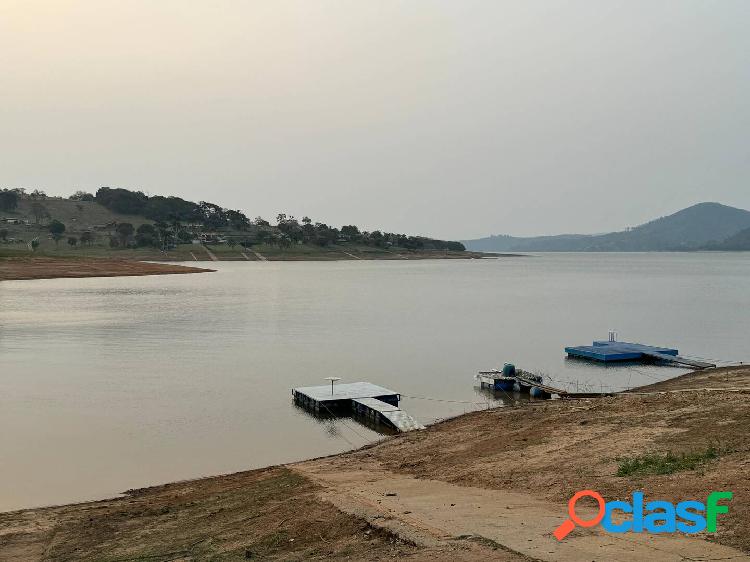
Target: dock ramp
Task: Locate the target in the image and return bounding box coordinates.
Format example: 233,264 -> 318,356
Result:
352,398 -> 425,432
513,373 -> 569,397
566,340 -> 715,369
638,351 -> 715,369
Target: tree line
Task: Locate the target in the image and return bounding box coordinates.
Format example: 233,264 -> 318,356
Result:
93,187 -> 465,251
2,186 -> 465,252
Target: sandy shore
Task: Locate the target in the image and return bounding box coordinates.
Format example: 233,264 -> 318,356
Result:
0,257 -> 214,281
1,367 -> 748,561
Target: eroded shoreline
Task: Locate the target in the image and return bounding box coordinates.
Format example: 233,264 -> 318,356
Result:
1,366 -> 748,560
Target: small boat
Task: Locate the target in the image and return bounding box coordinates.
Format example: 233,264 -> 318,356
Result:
477,363 -> 538,392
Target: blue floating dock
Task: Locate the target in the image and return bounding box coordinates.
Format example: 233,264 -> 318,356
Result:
566,340 -> 714,369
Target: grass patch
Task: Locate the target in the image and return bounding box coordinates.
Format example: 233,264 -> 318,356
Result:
617,447 -> 719,476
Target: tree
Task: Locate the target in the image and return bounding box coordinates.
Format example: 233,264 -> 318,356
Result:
152,221 -> 172,250
31,201 -> 50,224
313,223 -> 338,246
340,225 -> 361,241
177,230 -> 193,243
49,220 -> 66,235
49,220 -> 66,248
369,230 -> 384,247
0,189 -> 19,212
96,187 -> 148,215
79,231 -> 94,246
135,223 -> 158,247
226,210 -> 250,230
67,236 -> 78,248
69,190 -> 95,201
142,196 -> 198,222
0,228 -> 7,241
116,222 -> 134,247
197,201 -> 228,229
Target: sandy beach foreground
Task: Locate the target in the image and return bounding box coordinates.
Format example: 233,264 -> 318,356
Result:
1,367 -> 748,560
0,257 -> 213,281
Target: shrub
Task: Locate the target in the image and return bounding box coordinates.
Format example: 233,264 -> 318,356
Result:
617,447 -> 719,477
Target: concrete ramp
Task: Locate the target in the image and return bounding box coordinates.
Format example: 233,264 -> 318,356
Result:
296,457 -> 748,562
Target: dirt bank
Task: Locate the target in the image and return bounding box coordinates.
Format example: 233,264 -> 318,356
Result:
0,257 -> 214,281
1,245 -> 499,263
1,367 -> 748,560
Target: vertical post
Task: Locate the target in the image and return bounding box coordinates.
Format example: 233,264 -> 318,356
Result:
325,377 -> 341,396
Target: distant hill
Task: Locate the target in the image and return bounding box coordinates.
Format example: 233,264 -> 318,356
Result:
463,203 -> 750,252
706,226 -> 750,251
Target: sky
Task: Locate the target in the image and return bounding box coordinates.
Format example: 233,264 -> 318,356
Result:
1,1 -> 749,239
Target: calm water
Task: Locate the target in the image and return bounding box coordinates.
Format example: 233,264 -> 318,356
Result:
1,253 -> 748,511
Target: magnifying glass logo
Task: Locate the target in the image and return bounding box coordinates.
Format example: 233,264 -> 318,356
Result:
553,490 -> 605,541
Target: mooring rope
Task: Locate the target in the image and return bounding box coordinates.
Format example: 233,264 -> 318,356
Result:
401,394 -> 491,406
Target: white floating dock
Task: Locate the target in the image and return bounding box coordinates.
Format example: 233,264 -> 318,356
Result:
292,381 -> 424,433
293,382 -> 399,405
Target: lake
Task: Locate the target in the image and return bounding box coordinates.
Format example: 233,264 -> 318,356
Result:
1,253 -> 748,511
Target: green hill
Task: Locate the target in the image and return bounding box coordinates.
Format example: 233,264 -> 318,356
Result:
0,187 -> 468,260
706,226 -> 750,251
463,203 -> 750,252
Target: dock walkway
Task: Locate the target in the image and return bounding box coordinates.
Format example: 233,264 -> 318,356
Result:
352,398 -> 425,432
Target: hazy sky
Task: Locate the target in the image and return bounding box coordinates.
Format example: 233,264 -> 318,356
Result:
1,1 -> 748,239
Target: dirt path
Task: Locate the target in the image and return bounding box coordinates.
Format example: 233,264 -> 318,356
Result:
201,244 -> 219,261
294,457 -> 746,561
250,249 -> 268,261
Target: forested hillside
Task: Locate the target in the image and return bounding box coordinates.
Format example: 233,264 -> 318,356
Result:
0,187 -> 467,260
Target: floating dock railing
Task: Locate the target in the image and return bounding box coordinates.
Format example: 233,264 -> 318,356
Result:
292,381 -> 424,433
477,370 -> 571,398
